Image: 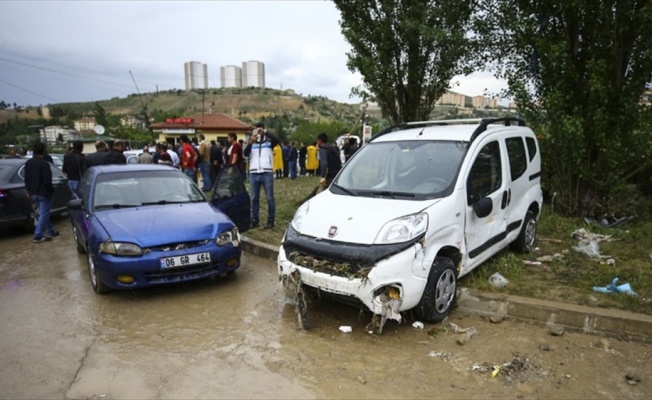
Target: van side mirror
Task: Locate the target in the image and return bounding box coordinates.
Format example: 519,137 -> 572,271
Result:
473,197 -> 493,218
67,198 -> 84,210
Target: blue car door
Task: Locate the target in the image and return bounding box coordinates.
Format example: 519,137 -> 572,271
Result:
210,165 -> 251,232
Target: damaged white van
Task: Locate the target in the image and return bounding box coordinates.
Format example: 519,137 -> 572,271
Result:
278,118 -> 543,332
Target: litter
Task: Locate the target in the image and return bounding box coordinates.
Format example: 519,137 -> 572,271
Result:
339,326 -> 353,333
523,260 -> 542,265
450,322 -> 477,345
592,277 -> 638,296
584,216 -> 633,228
412,321 -> 424,329
572,238 -> 601,258
488,272 -> 509,288
491,365 -> 501,378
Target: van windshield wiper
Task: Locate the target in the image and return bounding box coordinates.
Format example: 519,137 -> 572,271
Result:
360,190 -> 415,198
331,183 -> 356,196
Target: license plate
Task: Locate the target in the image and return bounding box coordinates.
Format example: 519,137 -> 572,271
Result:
160,252 -> 211,269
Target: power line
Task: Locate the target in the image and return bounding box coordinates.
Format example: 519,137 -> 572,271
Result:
0,78 -> 60,102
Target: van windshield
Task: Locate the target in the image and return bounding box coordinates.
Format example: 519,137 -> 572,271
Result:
333,140 -> 468,200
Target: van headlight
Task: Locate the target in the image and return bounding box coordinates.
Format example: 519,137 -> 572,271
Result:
99,241 -> 143,256
374,212 -> 428,244
216,227 -> 240,246
291,203 -> 308,232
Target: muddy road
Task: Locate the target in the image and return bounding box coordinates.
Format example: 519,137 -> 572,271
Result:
0,218 -> 650,399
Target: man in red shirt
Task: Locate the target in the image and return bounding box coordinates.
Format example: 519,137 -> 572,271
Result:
227,132 -> 245,176
180,134 -> 197,181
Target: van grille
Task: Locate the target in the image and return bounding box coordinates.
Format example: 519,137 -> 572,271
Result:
287,251 -> 372,281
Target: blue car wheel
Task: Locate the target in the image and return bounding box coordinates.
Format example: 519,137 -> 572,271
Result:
87,252 -> 111,294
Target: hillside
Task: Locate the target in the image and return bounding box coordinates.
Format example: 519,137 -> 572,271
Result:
0,87 -> 364,126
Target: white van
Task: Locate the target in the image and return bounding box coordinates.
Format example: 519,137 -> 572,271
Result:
278,118 -> 543,332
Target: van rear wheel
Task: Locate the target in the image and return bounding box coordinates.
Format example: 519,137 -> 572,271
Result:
511,210 -> 537,253
414,257 -> 457,322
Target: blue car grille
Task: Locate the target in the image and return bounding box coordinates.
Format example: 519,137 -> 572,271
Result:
145,262 -> 223,284
146,240 -> 211,253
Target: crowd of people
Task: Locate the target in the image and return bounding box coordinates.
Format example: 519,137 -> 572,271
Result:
21,124 -> 359,243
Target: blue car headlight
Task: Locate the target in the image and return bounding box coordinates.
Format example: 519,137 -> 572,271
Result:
99,241 -> 143,256
374,212 -> 428,244
216,227 -> 240,246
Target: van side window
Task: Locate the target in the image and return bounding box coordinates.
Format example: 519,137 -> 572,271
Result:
467,141 -> 502,205
525,137 -> 537,161
505,137 -> 527,181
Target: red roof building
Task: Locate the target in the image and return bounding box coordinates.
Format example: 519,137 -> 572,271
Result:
149,112 -> 252,146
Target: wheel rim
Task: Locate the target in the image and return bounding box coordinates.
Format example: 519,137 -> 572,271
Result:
524,218 -> 537,249
434,269 -> 456,313
87,253 -> 97,288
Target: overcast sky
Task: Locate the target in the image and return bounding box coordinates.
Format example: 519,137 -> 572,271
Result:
0,0 -> 506,107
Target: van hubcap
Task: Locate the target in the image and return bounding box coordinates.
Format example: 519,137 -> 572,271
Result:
435,269 -> 456,313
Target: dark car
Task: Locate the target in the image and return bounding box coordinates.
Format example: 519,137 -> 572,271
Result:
0,158 -> 71,230
68,164 -> 251,294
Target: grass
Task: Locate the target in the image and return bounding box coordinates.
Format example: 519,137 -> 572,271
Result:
241,176 -> 652,316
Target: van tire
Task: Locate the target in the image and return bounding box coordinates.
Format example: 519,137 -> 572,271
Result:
414,257 -> 457,322
511,210 -> 537,253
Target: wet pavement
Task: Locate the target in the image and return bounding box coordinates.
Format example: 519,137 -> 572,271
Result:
1,218 -> 651,399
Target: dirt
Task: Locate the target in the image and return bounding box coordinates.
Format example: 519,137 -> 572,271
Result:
0,219 -> 650,399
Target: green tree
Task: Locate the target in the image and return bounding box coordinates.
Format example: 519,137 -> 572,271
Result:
92,102 -> 109,128
485,0 -> 652,216
334,0 -> 475,124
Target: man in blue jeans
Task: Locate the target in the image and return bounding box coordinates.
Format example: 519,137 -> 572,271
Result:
243,122 -> 279,229
24,142 -> 59,243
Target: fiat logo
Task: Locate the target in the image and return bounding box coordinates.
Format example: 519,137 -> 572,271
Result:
328,226 -> 338,238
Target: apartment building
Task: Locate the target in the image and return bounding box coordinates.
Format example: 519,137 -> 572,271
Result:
42,126 -> 76,144
242,60 -> 265,88
74,117 -> 96,131
220,65 -> 242,88
184,61 -> 208,90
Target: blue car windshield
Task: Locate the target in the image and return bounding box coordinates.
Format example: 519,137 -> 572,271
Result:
93,170 -> 205,210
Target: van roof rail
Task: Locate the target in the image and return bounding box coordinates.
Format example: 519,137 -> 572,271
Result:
371,117 -> 527,143
469,117 -> 527,142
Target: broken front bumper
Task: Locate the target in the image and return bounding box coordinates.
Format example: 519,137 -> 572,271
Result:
277,242 -> 428,318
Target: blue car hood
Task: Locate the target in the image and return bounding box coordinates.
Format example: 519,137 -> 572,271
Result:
95,203 -> 233,247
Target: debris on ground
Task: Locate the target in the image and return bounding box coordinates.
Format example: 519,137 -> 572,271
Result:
535,253 -> 565,263
339,326 -> 352,333
539,343 -> 552,351
592,277 -> 638,296
549,325 -> 565,336
412,321 -> 424,329
450,322 -> 477,345
625,373 -> 641,385
472,353 -> 542,386
571,228 -> 615,259
584,215 -> 634,228
488,272 -> 509,288
489,314 -> 505,324
357,376 -> 367,385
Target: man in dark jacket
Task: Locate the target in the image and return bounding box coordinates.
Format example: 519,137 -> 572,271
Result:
24,142 -> 59,243
86,140 -> 109,166
288,141 -> 298,180
316,132 -> 342,187
104,140 -> 127,165
62,140 -> 87,198
298,142 -> 307,176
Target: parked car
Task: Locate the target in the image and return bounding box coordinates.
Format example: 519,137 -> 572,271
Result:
49,153 -> 65,169
278,118 -> 543,332
67,164 -> 250,294
0,158 -> 71,231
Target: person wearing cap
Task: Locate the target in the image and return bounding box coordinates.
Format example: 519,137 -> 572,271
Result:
243,122 -> 280,229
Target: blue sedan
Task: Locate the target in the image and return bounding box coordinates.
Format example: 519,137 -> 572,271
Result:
68,164 -> 251,294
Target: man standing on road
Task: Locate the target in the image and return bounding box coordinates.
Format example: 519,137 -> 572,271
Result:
317,132 -> 342,188
198,134 -> 212,191
244,122 -> 279,229
104,140 -> 127,164
24,142 -> 59,243
138,146 -> 153,164
86,140 -> 109,167
62,140 -> 87,198
226,132 -> 245,177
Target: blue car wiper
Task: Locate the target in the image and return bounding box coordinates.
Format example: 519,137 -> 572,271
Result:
95,204 -> 139,210
140,200 -> 189,206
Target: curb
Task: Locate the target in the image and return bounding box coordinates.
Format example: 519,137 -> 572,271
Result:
241,235 -> 652,344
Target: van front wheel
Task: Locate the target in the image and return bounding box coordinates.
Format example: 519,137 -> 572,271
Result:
414,257 -> 457,322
